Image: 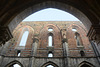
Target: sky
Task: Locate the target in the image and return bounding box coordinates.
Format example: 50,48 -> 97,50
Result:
23,8 -> 79,21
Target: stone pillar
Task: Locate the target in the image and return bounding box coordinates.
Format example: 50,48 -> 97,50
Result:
63,41 -> 69,57
61,29 -> 69,67
87,25 -> 100,64
62,41 -> 69,67
0,40 -> 11,55
29,38 -> 39,67
90,40 -> 100,64
0,55 -> 4,66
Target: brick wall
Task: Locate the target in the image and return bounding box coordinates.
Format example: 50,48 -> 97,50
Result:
6,21 -> 95,57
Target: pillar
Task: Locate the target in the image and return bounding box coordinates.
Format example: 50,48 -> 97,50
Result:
29,38 -> 39,67
87,24 -> 100,64
61,29 -> 69,67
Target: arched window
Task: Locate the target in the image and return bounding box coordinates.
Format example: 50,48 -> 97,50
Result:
48,28 -> 53,32
41,61 -> 58,67
17,50 -> 21,56
48,53 -> 53,57
75,32 -> 83,46
80,64 -> 91,67
47,65 -> 54,67
80,51 -> 85,57
19,31 -> 29,46
48,35 -> 53,46
72,28 -> 77,32
5,60 -> 23,67
79,61 -> 95,67
13,64 -> 21,67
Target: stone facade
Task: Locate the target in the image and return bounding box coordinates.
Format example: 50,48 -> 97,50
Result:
0,21 -> 99,67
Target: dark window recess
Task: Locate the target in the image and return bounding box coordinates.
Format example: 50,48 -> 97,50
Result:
17,50 -> 21,56
80,51 -> 85,57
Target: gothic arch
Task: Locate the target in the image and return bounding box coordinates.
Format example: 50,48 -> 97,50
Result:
78,61 -> 95,67
41,61 -> 59,67
5,60 -> 23,67
8,1 -> 93,34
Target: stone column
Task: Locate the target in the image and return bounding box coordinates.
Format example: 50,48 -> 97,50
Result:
62,40 -> 69,57
0,40 -> 11,55
61,29 -> 69,67
87,25 -> 100,64
62,40 -> 69,67
29,38 -> 39,67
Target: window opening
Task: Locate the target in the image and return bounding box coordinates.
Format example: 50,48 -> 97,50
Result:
48,35 -> 53,46
17,50 -> 21,56
80,51 -> 85,57
75,32 -> 83,46
48,28 -> 53,32
19,31 -> 29,46
13,64 -> 21,67
48,53 -> 53,57
47,65 -> 54,67
72,28 -> 77,32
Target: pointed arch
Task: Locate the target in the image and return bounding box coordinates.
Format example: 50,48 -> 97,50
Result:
5,60 -> 23,67
78,61 -> 95,67
41,61 -> 59,67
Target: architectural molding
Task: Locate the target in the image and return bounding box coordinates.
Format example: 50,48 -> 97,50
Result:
87,25 -> 100,43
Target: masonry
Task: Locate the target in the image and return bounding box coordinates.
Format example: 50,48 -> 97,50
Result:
0,21 -> 99,67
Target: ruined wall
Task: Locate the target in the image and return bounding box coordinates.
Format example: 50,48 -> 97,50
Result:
0,21 -> 99,67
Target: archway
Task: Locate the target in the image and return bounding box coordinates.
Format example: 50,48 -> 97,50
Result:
0,0 -> 100,67
0,1 -> 100,57
41,61 -> 59,67
8,1 -> 93,34
5,60 -> 23,67
78,61 -> 95,67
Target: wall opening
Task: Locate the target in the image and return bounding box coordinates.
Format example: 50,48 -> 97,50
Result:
72,28 -> 77,32
17,50 -> 21,56
79,61 -> 95,67
48,53 -> 53,57
75,32 -> 83,46
48,35 -> 53,47
13,64 -> 21,67
19,31 -> 29,46
48,28 -> 53,32
5,60 -> 23,67
80,51 -> 85,57
47,65 -> 54,67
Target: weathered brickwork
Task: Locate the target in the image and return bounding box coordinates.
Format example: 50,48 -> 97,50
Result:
8,21 -> 94,57
0,21 -> 99,67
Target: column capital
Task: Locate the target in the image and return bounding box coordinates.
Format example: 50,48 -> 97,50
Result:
87,25 -> 100,41
33,37 -> 39,43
